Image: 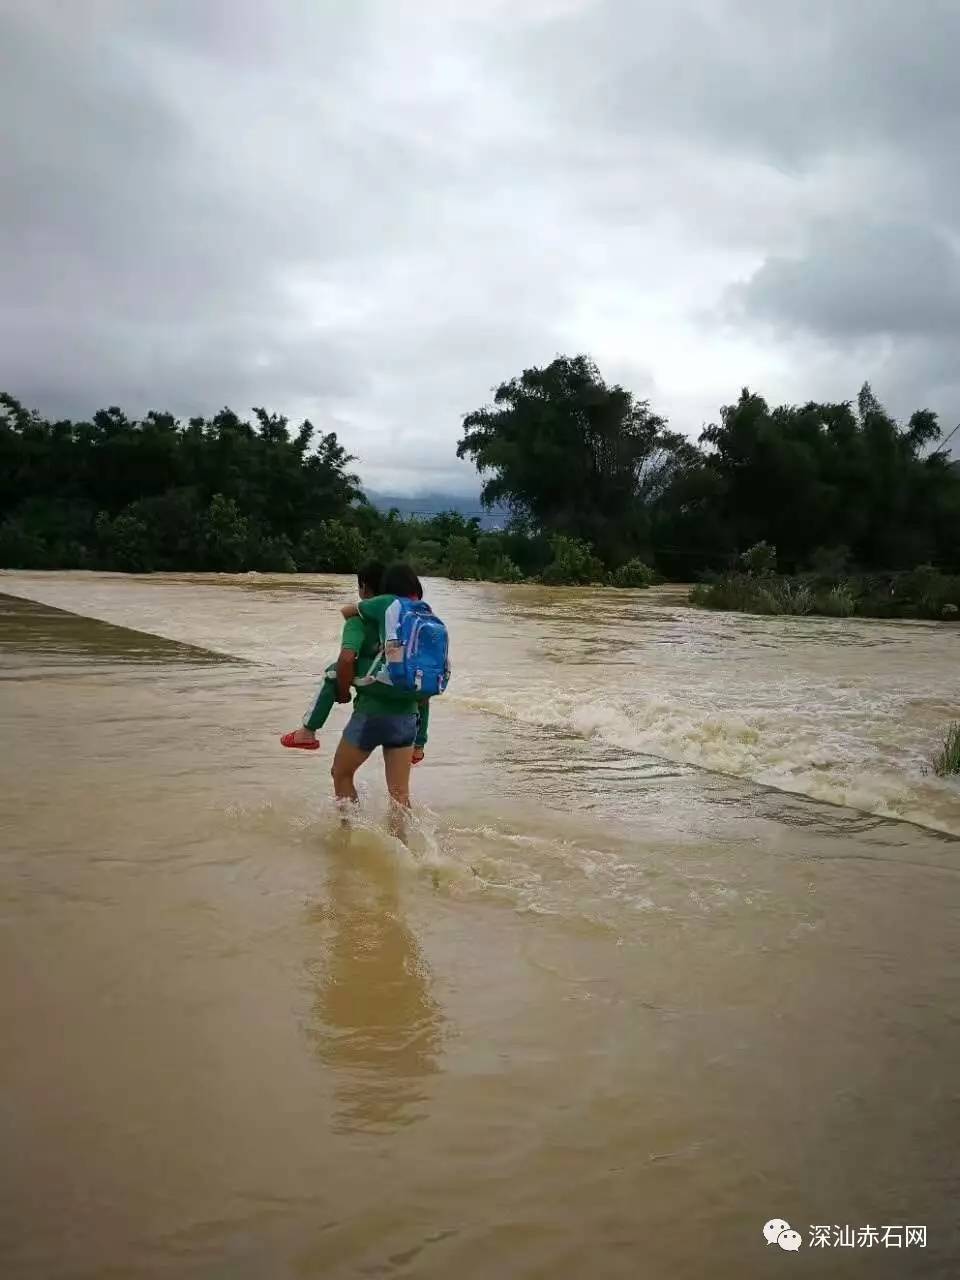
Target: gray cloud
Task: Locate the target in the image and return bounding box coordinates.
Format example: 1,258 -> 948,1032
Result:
729,222 -> 960,339
1,0 -> 958,491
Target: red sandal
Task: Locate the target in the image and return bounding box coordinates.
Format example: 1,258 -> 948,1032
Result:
280,731 -> 320,751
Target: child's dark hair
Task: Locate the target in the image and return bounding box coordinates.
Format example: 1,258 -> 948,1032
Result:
382,562 -> 422,599
357,560 -> 385,594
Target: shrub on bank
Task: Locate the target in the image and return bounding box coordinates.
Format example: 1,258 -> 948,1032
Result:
739,540 -> 777,576
691,567 -> 960,621
932,724 -> 960,777
813,583 -> 856,617
611,557 -> 655,588
540,535 -> 606,585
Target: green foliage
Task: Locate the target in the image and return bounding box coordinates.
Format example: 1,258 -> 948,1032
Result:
251,534 -> 298,574
405,538 -> 445,574
443,535 -> 480,581
697,383 -> 959,574
95,511 -> 153,573
757,580 -> 814,615
932,724 -> 960,777
412,511 -> 480,543
0,519 -> 49,569
4,366 -> 960,589
296,520 -> 367,573
351,504 -> 412,564
201,495 -> 250,572
487,554 -> 524,583
692,567 -> 960,621
810,544 -> 853,578
541,535 -> 605,585
739,540 -> 777,576
813,584 -> 856,617
851,567 -> 960,619
691,574 -> 812,615
611,557 -> 655,588
0,394 -> 361,574
458,355 -> 696,566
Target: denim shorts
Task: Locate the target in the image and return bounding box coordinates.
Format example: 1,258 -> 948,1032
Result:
341,711 -> 418,753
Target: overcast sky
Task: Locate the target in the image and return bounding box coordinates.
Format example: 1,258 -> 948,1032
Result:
2,0 -> 958,493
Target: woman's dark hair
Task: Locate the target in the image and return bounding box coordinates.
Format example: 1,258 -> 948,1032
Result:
381,561 -> 422,598
357,560 -> 385,594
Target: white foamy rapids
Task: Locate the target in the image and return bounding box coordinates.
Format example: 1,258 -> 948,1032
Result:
451,682 -> 960,837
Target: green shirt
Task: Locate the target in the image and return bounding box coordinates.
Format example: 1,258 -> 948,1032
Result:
353,594 -> 430,745
340,613 -> 380,676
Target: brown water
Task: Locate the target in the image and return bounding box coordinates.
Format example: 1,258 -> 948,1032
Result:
1,571 -> 958,1279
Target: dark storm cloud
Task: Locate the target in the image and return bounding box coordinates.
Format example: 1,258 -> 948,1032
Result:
1,0 -> 958,489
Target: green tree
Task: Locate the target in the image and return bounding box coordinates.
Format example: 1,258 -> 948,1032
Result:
611,557 -> 655,588
95,510 -> 153,573
458,355 -> 695,566
0,394 -> 365,573
739,541 -> 777,576
297,520 -> 367,572
201,495 -> 250,572
444,535 -> 480,580
541,534 -> 604,585
405,538 -> 445,574
698,384 -> 955,572
0,518 -> 48,568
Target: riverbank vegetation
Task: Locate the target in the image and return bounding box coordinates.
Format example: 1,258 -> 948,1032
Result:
932,724 -> 960,777
691,551 -> 960,621
2,356 -> 958,608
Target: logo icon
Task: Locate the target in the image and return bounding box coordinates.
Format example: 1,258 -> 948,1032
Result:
763,1219 -> 803,1251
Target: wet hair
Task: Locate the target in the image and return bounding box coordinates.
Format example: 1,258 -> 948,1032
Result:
357,560 -> 385,594
381,561 -> 422,599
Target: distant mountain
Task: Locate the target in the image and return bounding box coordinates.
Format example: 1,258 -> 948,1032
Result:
363,489 -> 512,530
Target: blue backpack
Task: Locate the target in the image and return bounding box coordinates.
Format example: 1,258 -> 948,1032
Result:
374,597 -> 450,697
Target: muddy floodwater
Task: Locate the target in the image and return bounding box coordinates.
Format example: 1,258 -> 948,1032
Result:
1,571 -> 958,1278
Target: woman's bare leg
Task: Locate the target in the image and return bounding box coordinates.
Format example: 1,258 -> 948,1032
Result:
331,738 -> 371,804
383,745 -> 414,841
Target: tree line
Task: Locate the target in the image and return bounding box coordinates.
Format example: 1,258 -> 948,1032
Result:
1,355 -> 958,586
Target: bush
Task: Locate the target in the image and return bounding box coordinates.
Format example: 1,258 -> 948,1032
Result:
95,511 -> 153,573
405,538 -> 445,574
200,495 -> 250,572
541,535 -> 605,585
854,567 -> 960,619
690,573 -> 813,615
739,540 -> 777,576
444,535 -> 480,580
754,579 -> 814,615
690,573 -> 770,612
694,568 -> 960,621
252,534 -> 298,573
813,583 -> 855,617
932,723 -> 960,777
612,557 -> 655,588
0,519 -> 49,568
487,554 -> 524,583
296,520 -> 367,573
127,489 -> 202,569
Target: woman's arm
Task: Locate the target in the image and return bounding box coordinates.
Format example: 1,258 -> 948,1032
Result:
413,698 -> 430,760
341,601 -> 360,619
334,648 -> 358,702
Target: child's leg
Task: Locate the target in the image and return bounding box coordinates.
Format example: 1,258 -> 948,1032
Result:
303,674 -> 338,732
281,667 -> 339,748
